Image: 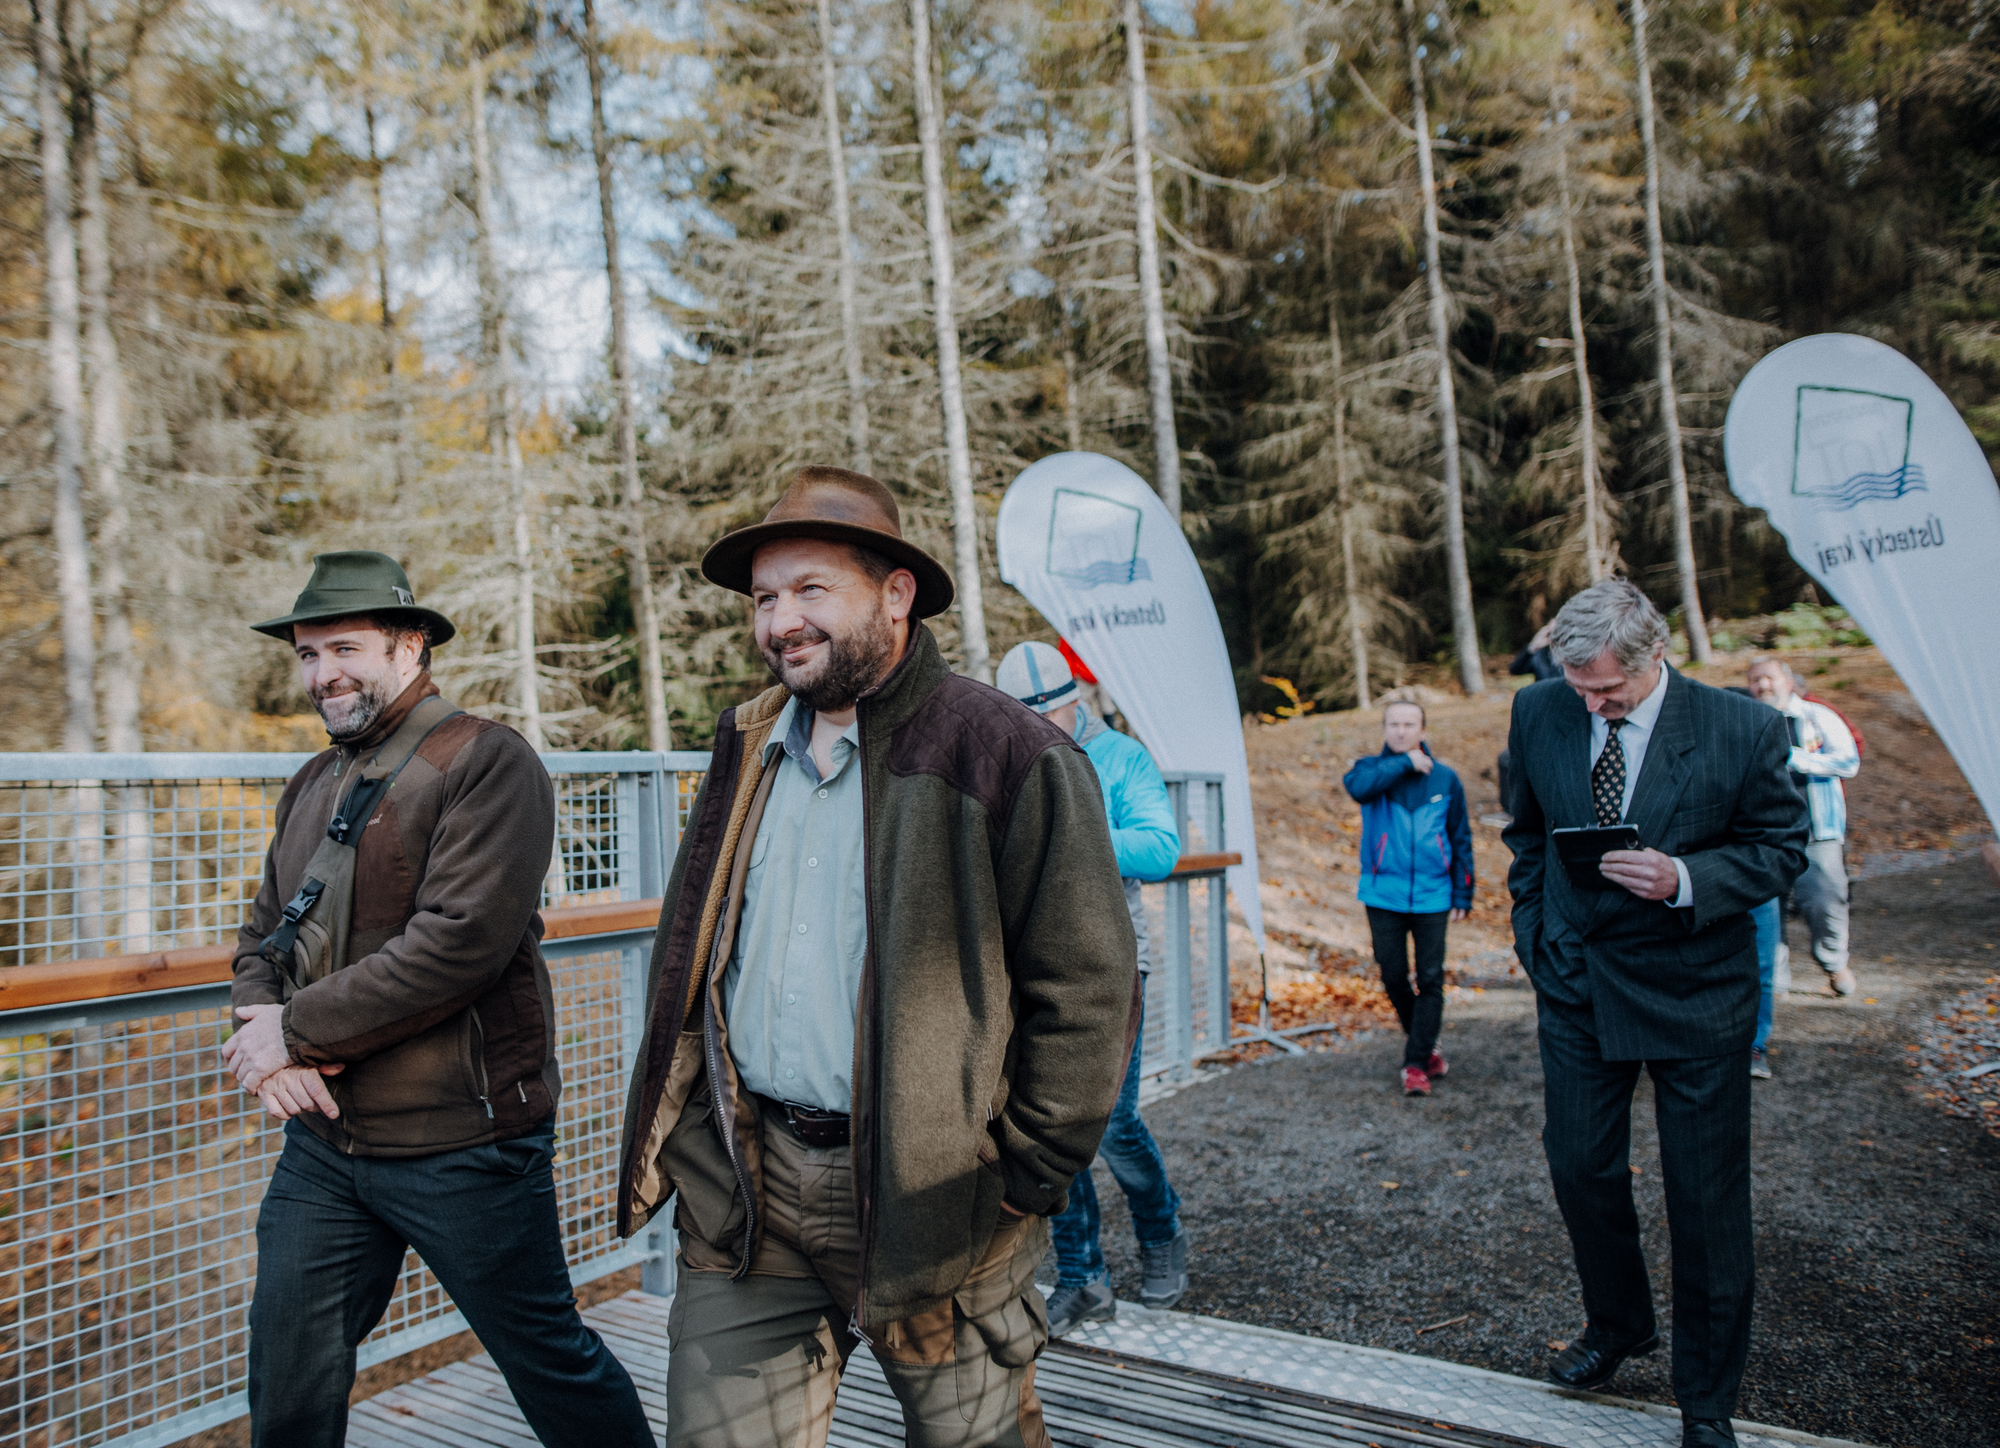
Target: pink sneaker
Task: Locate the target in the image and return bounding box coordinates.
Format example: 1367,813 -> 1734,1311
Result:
1427,1050 -> 1449,1080
1402,1065 -> 1431,1096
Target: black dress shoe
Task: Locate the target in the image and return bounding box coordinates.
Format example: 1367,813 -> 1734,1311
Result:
1547,1328 -> 1660,1391
1682,1418 -> 1738,1448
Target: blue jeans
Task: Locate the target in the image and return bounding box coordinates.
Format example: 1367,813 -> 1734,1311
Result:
248,1119 -> 652,1448
1049,998 -> 1181,1287
1752,898 -> 1780,1054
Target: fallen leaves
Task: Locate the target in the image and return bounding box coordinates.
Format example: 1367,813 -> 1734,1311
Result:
1908,979 -> 2000,1138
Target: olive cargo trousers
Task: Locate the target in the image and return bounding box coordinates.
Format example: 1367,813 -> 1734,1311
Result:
665,1098 -> 1053,1448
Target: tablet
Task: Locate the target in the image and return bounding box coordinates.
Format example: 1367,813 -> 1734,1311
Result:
1552,825 -> 1642,892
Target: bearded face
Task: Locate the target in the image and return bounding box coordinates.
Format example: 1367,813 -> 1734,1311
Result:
292,621 -> 421,743
750,540 -> 912,714
759,597 -> 896,711
311,667 -> 400,741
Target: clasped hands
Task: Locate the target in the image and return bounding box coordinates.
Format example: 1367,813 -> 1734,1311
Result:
1599,847 -> 1680,901
220,1003 -> 343,1121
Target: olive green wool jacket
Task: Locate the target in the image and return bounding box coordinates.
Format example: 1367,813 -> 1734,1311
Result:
616,627 -> 1138,1328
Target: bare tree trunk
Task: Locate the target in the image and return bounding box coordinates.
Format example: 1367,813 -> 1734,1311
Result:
1630,0 -> 1709,661
35,0 -> 97,755
581,0 -> 671,753
72,53 -> 153,952
816,0 -> 872,475
1400,0 -> 1483,695
1062,343 -> 1083,452
1557,146 -> 1605,584
910,0 -> 990,683
1329,309 -> 1369,709
363,83 -> 412,498
1122,0 -> 1180,518
468,54 -> 544,748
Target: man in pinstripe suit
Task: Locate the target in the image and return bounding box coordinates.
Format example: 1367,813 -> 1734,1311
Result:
1503,580 -> 1807,1448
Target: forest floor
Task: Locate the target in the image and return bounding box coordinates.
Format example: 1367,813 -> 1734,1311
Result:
1072,644 -> 2000,1448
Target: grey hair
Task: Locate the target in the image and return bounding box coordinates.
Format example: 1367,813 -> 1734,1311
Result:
1549,579 -> 1669,674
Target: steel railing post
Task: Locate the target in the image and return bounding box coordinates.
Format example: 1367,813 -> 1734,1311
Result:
1206,779 -> 1230,1054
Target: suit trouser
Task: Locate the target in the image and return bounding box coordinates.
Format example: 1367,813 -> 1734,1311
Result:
248,1119 -> 652,1448
666,1098 -> 1053,1448
1792,838 -> 1849,974
1537,1003 -> 1754,1420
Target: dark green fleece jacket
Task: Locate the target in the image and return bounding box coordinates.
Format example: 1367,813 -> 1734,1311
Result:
616,627 -> 1137,1327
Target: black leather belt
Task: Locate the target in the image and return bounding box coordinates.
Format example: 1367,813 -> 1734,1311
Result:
762,1095 -> 851,1149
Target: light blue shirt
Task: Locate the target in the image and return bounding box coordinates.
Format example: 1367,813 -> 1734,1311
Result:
1586,662 -> 1693,908
1778,695 -> 1858,842
724,696 -> 867,1112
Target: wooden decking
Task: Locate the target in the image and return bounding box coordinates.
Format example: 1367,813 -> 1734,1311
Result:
345,1290 -> 1554,1448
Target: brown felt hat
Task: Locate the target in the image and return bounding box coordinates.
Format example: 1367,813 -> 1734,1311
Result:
701,466 -> 955,618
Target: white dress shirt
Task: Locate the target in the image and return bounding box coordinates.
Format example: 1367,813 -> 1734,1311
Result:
1587,661 -> 1693,908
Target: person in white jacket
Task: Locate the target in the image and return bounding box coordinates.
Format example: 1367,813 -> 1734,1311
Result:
1747,658 -> 1861,996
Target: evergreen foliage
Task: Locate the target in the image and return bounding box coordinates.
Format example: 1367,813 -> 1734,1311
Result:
3,0 -> 1994,745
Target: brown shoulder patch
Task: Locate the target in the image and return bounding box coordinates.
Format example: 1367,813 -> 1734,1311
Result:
414,712 -> 497,772
885,675 -> 1076,831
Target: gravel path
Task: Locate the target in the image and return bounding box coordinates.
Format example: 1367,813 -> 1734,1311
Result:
1076,855 -> 2000,1448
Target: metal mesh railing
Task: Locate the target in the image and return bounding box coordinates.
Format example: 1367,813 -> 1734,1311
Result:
0,753 -> 707,969
0,751 -> 1226,1447
0,750 -> 705,1448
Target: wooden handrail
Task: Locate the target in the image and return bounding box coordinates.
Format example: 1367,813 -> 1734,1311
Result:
0,897 -> 668,1015
1168,851 -> 1242,877
1,857 -> 1242,1015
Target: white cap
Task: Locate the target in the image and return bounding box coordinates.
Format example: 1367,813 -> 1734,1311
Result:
996,641 -> 1077,714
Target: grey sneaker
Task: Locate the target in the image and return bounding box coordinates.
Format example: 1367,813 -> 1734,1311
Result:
1138,1228 -> 1189,1309
1044,1279 -> 1116,1336
1749,1048 -> 1772,1080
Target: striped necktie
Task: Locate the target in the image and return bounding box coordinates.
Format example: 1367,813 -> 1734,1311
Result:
1592,718 -> 1627,826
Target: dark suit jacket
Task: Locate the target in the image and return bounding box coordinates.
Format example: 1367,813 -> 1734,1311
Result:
1503,668 -> 1808,1061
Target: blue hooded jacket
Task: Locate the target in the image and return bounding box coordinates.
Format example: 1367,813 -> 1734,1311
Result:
1076,710 -> 1180,882
1341,744 -> 1475,913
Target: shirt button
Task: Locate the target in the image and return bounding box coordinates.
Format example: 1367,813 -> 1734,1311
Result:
807,857 -> 818,868
785,1068 -> 796,1080
797,923 -> 808,934
786,993 -> 796,1005
818,788 -> 829,799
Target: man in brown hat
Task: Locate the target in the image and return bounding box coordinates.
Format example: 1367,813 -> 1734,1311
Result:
221,551 -> 652,1448
615,467 -> 1137,1448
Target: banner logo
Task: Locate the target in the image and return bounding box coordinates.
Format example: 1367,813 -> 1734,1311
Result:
1047,488 -> 1152,587
1790,385 -> 1927,511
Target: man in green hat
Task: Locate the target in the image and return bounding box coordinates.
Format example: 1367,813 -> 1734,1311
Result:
221,551 -> 652,1448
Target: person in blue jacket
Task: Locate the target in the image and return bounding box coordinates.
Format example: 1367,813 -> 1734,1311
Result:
1342,698 -> 1475,1097
995,642 -> 1186,1337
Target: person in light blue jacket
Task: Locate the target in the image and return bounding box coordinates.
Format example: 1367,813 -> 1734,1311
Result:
996,642 -> 1186,1338
1342,699 -> 1474,1097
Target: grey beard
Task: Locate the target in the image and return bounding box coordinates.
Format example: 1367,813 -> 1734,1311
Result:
762,609 -> 895,714
314,679 -> 396,742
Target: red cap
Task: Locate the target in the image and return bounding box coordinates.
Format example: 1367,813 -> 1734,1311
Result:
1056,638 -> 1098,685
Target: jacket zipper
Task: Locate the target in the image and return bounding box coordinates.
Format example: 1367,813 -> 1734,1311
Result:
847,707 -> 878,1346
469,1006 -> 493,1119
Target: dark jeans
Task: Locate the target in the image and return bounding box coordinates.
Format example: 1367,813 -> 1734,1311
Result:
1537,1003 -> 1754,1420
248,1119 -> 653,1448
1366,906 -> 1448,1068
1049,998 -> 1181,1287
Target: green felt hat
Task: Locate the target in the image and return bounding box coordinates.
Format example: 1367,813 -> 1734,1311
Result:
251,551 -> 457,645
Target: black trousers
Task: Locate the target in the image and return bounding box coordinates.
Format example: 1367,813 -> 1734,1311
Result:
248,1119 -> 652,1448
1536,1002 -> 1755,1420
1365,906 -> 1448,1068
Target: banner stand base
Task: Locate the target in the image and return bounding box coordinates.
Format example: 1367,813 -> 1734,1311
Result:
1230,1025 -> 1308,1055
